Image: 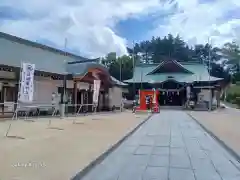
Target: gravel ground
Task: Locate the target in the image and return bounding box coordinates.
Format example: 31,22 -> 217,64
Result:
188,108 -> 240,157
0,112 -> 149,180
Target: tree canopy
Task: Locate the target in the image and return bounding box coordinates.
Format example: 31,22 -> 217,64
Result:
101,34 -> 239,82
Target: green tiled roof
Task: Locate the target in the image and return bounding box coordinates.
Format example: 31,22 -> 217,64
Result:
124,61 -> 222,83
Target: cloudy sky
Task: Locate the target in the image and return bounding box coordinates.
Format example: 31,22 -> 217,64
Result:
0,0 -> 240,58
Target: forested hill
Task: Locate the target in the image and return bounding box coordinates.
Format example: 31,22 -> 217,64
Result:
101,34 -> 240,82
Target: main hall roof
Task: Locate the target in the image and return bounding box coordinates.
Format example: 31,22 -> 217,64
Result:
124,60 -> 222,83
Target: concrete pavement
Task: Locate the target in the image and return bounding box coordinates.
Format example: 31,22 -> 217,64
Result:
78,110 -> 240,180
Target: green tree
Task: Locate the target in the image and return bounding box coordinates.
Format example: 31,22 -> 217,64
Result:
113,34 -> 238,84
221,42 -> 240,73
109,55 -> 134,81
101,52 -> 117,68
172,35 -> 189,61
128,34 -> 195,64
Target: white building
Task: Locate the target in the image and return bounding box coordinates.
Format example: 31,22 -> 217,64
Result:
0,32 -> 127,116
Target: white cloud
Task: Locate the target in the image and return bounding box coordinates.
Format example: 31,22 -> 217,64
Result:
151,0 -> 240,47
0,0 -> 167,57
0,0 -> 240,57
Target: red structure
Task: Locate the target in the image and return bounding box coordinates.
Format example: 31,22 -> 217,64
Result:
136,90 -> 160,112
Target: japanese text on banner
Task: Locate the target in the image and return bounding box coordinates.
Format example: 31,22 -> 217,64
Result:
19,63 -> 35,103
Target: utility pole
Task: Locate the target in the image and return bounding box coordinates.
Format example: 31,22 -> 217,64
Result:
60,38 -> 68,118
119,56 -> 122,83
208,37 -> 212,111
140,62 -> 143,89
132,41 -> 136,97
119,51 -> 123,112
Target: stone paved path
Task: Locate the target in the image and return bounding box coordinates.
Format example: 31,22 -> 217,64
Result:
79,110 -> 240,180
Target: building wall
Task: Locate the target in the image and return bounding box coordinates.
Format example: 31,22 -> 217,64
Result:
33,78 -> 94,105
0,37 -> 83,74
0,71 -> 16,79
0,73 -> 96,105
33,79 -> 59,104
198,89 -> 211,102
109,86 -> 123,108
77,82 -> 91,90
0,34 -> 120,112
0,74 -> 120,113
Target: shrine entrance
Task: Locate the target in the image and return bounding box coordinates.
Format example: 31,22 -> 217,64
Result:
157,79 -> 186,106
158,90 -> 186,106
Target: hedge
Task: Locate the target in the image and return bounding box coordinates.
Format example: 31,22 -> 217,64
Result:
236,97 -> 240,106
225,83 -> 240,107
232,73 -> 240,84
226,92 -> 240,107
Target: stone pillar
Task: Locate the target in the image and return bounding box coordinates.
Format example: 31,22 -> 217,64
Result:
60,104 -> 65,118
60,74 -> 67,118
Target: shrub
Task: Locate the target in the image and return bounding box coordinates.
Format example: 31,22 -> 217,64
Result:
232,73 -> 240,83
226,92 -> 240,106
226,93 -> 235,102
220,95 -> 225,101
236,97 -> 240,107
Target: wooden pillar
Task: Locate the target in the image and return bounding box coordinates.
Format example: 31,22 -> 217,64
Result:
87,84 -> 91,112
104,85 -> 109,111
72,80 -> 77,113
102,92 -> 105,111
83,90 -> 88,112
14,70 -> 20,112
0,84 -> 4,115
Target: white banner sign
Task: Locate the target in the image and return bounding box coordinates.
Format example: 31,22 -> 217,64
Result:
93,80 -> 101,104
18,63 -> 35,103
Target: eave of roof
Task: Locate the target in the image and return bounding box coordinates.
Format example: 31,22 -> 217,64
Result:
66,61 -> 110,77
124,73 -> 223,83
110,76 -> 128,86
67,62 -> 127,86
